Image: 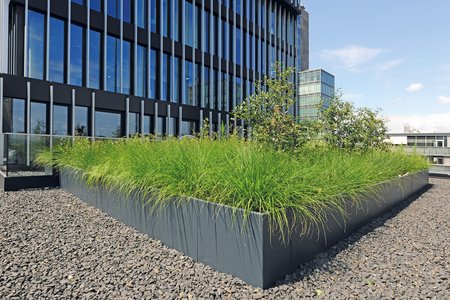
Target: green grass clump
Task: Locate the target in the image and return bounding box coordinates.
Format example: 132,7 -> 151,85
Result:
35,137 -> 428,237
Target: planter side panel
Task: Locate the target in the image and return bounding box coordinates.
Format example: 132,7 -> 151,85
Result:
60,171 -> 266,288
285,171 -> 429,286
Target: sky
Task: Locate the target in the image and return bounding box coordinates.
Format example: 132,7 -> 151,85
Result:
302,0 -> 450,133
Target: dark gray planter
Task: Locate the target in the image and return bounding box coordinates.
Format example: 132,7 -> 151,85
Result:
59,170 -> 429,289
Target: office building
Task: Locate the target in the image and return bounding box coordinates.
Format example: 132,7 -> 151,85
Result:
297,68 -> 334,120
0,0 -> 309,185
387,132 -> 450,176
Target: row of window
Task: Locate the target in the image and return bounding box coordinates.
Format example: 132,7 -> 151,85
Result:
4,98 -> 201,138
70,0 -> 297,47
27,9 -> 268,111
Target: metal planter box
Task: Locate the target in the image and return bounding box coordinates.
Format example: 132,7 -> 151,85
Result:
60,170 -> 428,289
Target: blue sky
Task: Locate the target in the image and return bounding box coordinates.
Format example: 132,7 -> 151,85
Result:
303,0 -> 450,132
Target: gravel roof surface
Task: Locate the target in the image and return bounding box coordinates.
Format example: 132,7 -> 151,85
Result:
0,178 -> 449,299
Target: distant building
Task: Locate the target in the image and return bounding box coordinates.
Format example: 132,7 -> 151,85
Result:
297,69 -> 335,120
387,132 -> 450,176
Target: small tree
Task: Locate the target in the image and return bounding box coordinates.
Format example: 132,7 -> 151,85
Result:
233,63 -> 312,151
319,94 -> 389,151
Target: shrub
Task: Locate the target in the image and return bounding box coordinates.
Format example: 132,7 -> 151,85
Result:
319,94 -> 389,151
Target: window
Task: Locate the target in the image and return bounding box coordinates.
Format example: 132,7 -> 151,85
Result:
185,2 -> 194,47
95,111 -> 122,138
70,23 -> 84,86
204,11 -> 210,53
106,35 -> 120,92
236,28 -> 241,66
155,116 -> 164,135
185,61 -> 194,105
236,77 -> 242,105
91,0 -> 101,12
136,45 -> 147,97
123,0 -> 131,23
167,117 -> 177,136
174,0 -> 181,41
222,21 -> 228,60
162,0 -> 170,38
181,120 -> 196,136
30,102 -> 47,134
195,63 -> 201,106
49,17 -> 65,83
107,0 -> 120,18
195,6 -> 201,49
53,105 -> 69,135
149,49 -> 156,98
123,40 -> 131,94
143,115 -> 151,134
204,67 -> 210,108
27,10 -> 45,79
3,98 -> 26,133
75,106 -> 89,136
150,0 -> 156,32
89,29 -> 101,89
128,112 -> 139,136
136,0 -> 147,29
173,57 -> 181,103
161,53 -> 170,101
221,72 -> 228,110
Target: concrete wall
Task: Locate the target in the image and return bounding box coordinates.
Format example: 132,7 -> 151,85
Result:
444,157 -> 450,166
0,0 -> 10,74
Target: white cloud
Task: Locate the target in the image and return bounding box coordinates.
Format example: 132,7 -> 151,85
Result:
387,113 -> 450,133
378,58 -> 405,71
405,83 -> 424,92
320,45 -> 383,71
437,95 -> 450,104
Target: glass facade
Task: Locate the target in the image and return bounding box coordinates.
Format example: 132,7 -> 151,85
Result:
6,0 -> 305,138
298,69 -> 335,120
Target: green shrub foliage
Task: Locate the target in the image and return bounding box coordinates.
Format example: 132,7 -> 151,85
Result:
319,94 -> 389,151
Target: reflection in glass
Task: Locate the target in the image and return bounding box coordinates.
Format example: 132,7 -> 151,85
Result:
136,45 -> 147,97
149,49 -> 156,98
128,112 -> 139,136
123,0 -> 131,23
89,29 -> 101,89
75,106 -> 88,136
27,10 -> 45,79
185,61 -> 193,105
123,40 -> 131,94
91,0 -> 101,12
49,17 -> 65,83
150,0 -> 156,32
181,120 -> 196,136
137,0 -> 147,29
143,115 -> 151,134
106,35 -> 120,92
53,105 -> 69,135
185,2 -> 193,47
30,102 -> 47,134
95,111 -> 122,138
162,53 -> 170,101
173,57 -> 180,103
70,23 -> 84,86
3,98 -> 26,133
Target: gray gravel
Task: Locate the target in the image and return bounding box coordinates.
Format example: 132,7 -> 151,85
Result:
0,179 -> 449,299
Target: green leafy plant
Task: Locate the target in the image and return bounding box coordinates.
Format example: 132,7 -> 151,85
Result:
233,63 -> 312,152
319,93 -> 389,151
